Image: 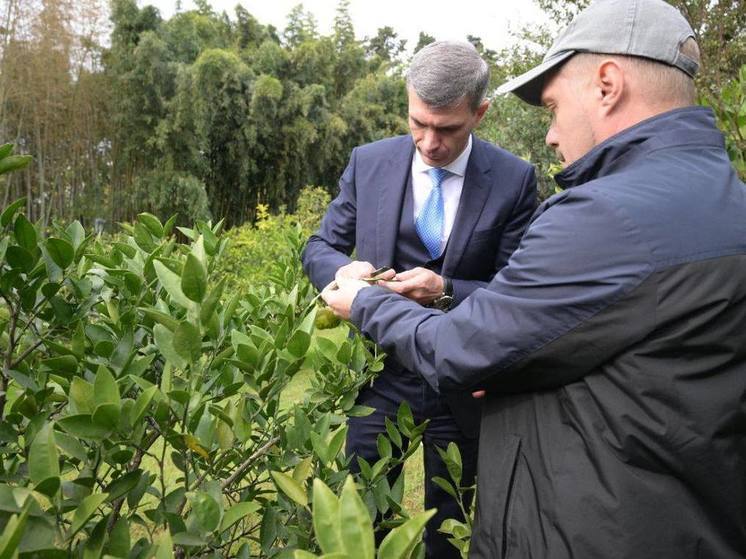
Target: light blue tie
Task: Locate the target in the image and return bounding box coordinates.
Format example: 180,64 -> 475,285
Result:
416,167 -> 448,259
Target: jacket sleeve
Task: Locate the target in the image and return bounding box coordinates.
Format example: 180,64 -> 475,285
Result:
350,188 -> 657,394
301,149 -> 359,290
451,164 -> 538,305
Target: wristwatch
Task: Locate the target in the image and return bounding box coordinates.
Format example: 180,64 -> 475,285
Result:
431,276 -> 454,311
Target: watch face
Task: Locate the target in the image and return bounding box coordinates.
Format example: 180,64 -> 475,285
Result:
432,295 -> 454,311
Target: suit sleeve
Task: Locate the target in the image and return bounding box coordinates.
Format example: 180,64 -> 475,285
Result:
350,189 -> 656,394
301,149 -> 359,290
451,164 -> 538,305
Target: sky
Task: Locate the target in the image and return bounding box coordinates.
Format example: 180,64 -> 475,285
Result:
144,0 -> 552,54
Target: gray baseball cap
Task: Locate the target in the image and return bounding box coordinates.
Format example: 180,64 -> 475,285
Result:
497,0 -> 699,106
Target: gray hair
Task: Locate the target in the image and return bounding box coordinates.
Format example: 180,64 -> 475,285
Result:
406,40 -> 489,112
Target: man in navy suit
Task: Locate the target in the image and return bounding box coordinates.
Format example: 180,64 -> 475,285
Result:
302,40 -> 536,558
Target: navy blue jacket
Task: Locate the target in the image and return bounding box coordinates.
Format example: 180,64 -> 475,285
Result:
303,134 -> 537,437
351,108 -> 746,558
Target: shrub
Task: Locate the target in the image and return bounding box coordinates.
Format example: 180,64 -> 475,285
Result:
0,193 -> 436,557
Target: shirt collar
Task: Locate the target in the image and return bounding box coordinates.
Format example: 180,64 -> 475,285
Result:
413,134 -> 473,177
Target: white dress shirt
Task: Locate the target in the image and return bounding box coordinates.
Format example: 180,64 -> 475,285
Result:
411,135 -> 472,256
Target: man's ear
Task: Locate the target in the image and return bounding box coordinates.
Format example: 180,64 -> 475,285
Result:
595,60 -> 625,114
474,99 -> 490,124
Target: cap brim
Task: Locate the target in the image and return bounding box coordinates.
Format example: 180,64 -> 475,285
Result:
496,50 -> 576,106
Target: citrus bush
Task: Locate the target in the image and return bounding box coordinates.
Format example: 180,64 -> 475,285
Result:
0,180 -> 437,557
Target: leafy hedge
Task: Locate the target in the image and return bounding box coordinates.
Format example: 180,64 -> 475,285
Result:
0,151 -> 465,557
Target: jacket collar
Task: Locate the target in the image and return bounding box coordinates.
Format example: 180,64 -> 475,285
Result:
555,107 -> 725,189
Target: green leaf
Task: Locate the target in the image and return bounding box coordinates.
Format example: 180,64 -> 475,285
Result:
173,321 -> 202,363
153,324 -> 187,369
446,442 -> 462,487
106,517 -> 130,558
271,471 -> 308,507
376,434 -> 392,460
66,221 -> 85,251
1,198 -> 26,227
287,330 -> 311,359
132,386 -> 158,426
153,530 -> 173,559
312,479 -> 342,554
0,143 -> 12,159
384,417 -> 402,449
199,277 -> 226,325
132,222 -> 155,252
105,470 -> 142,502
376,509 -> 437,559
153,260 -> 192,309
431,476 -> 457,499
67,493 -> 108,540
327,426 -> 346,464
0,154 -> 32,175
93,365 -> 120,407
137,213 -> 164,238
181,253 -> 207,303
13,215 -> 36,250
220,501 -> 260,533
139,307 -> 179,331
6,246 -> 34,272
46,238 -> 74,269
0,499 -> 30,559
57,414 -> 111,440
28,423 -> 60,497
40,355 -> 78,376
55,431 -> 88,462
163,214 -> 177,237
339,476 -> 374,559
69,377 -> 94,414
91,403 -> 120,430
191,491 -> 221,532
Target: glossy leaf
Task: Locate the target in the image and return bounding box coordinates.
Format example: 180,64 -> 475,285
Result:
312,479 -> 342,554
46,238 -> 74,268
173,321 -> 202,363
153,260 -> 192,308
67,493 -> 109,540
93,365 -> 120,407
376,509 -> 437,559
220,501 -> 260,533
271,471 -> 308,507
339,476 -> 374,559
138,212 -> 164,238
181,253 -> 207,303
28,423 -> 60,497
13,214 -> 36,250
191,491 -> 221,532
153,324 -> 187,369
0,198 -> 26,227
0,499 -> 30,559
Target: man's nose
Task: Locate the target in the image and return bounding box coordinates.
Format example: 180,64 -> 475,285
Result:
421,129 -> 440,151
545,126 -> 558,148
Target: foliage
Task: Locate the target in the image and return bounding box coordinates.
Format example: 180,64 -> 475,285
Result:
216,186 -> 330,294
705,64 -> 746,179
0,188 -> 439,557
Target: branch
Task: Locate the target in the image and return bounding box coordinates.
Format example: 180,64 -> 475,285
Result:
221,436 -> 280,491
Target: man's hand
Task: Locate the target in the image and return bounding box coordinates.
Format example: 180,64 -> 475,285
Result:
335,261 -> 376,282
379,267 -> 445,305
321,278 -> 369,320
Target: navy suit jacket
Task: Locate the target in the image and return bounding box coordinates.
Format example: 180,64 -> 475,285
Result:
302,134 -> 536,437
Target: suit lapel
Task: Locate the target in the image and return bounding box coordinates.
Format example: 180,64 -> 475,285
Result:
376,137 -> 414,267
443,136 -> 492,275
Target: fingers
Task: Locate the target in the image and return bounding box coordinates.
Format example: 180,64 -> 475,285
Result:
336,261 -> 376,281
321,278 -> 368,320
472,390 -> 486,399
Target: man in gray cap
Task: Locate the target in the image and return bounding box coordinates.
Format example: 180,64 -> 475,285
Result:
322,0 -> 746,557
